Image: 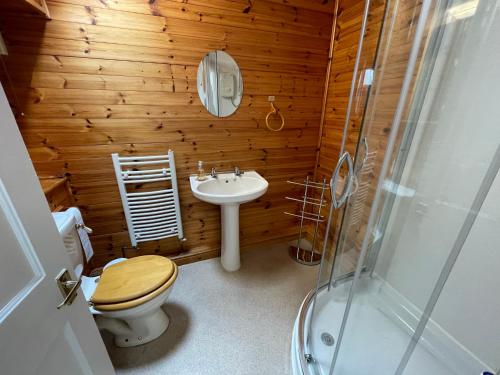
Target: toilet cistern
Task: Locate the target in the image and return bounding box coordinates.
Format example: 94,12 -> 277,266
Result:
189,169 -> 268,271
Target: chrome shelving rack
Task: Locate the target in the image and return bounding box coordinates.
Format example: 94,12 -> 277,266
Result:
284,176 -> 329,265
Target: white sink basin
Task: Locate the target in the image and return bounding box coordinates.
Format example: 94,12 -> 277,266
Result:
189,170 -> 268,271
190,171 -> 268,205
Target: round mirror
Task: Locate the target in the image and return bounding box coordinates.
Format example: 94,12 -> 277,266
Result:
197,50 -> 243,117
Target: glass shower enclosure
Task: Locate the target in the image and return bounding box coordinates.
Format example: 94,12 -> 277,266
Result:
291,0 -> 500,373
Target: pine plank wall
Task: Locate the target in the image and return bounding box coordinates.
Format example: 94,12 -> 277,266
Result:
314,0 -> 425,265
0,0 -> 335,268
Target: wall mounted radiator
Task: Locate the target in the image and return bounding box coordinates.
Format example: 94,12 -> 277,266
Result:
111,150 -> 184,247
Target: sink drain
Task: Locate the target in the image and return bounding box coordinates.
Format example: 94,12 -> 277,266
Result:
321,332 -> 335,346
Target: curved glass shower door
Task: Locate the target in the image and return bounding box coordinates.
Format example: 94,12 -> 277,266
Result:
302,0 -> 500,374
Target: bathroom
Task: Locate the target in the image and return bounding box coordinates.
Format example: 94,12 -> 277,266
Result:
0,0 -> 498,374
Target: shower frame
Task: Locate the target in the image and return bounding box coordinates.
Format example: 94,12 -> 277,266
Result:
294,0 -> 500,373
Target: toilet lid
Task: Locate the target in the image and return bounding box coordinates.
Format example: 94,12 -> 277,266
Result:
90,255 -> 176,305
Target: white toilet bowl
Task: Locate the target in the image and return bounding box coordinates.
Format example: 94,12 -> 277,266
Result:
94,290 -> 171,347
52,210 -> 178,348
81,258 -> 177,347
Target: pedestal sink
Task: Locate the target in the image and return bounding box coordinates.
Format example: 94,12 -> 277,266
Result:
189,171 -> 268,271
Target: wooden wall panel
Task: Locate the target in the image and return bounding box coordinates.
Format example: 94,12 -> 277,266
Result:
316,0 -> 386,180
0,0 -> 333,268
314,0 -> 427,267
308,0 -> 386,261
339,0 -> 427,254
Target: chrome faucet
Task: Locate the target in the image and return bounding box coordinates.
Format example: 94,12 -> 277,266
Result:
211,167 -> 217,178
234,166 -> 243,177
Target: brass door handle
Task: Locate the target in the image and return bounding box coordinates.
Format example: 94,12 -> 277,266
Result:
55,269 -> 82,309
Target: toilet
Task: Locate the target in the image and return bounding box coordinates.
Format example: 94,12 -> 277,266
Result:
52,210 -> 178,347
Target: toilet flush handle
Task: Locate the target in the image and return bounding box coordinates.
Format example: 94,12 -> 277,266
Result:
76,223 -> 93,234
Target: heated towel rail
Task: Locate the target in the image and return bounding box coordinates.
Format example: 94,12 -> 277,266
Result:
112,150 -> 184,247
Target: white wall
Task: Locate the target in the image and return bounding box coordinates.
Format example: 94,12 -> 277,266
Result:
374,0 -> 500,369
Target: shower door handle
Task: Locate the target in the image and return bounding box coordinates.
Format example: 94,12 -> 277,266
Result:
331,151 -> 354,209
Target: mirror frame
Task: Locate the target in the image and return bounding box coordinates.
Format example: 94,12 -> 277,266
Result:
197,50 -> 243,118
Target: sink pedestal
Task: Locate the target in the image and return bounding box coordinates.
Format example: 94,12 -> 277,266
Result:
189,171 -> 268,272
220,204 -> 240,271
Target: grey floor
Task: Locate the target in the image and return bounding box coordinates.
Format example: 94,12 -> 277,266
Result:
103,243 -> 318,375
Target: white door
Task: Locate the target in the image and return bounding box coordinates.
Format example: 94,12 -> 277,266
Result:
0,84 -> 115,375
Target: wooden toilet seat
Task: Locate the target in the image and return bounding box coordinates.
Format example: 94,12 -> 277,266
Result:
91,255 -> 178,311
